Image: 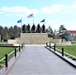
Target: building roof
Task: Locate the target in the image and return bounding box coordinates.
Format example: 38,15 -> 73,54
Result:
68,30 -> 76,34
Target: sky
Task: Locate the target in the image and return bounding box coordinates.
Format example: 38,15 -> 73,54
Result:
0,0 -> 76,30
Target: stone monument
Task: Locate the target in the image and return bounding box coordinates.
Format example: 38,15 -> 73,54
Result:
17,24 -> 50,44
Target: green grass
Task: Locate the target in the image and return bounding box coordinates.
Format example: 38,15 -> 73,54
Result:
0,47 -> 20,68
57,45 -> 76,56
0,47 -> 15,68
49,45 -> 76,60
0,47 -> 14,59
0,46 -> 22,68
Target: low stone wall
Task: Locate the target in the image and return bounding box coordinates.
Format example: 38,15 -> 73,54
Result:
56,41 -> 72,46
49,39 -> 62,43
7,33 -> 71,46
8,39 -> 17,44
17,33 -> 50,44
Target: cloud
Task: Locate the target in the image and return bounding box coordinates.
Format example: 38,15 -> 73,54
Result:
41,3 -> 76,14
46,20 -> 61,30
0,11 -> 3,14
41,4 -> 65,14
0,6 -> 39,17
46,19 -> 76,30
1,2 -> 76,17
62,22 -> 76,30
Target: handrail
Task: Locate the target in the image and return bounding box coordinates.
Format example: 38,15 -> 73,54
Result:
0,47 -> 19,62
0,57 -> 5,62
0,44 -> 24,68
56,48 -> 76,58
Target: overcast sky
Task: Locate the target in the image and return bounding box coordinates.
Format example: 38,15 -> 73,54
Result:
0,0 -> 76,30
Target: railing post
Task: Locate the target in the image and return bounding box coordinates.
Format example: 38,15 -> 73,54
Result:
19,45 -> 20,52
50,43 -> 51,48
15,48 -> 16,57
22,44 -> 23,49
46,43 -> 47,46
5,54 -> 8,67
62,47 -> 64,56
54,44 -> 56,51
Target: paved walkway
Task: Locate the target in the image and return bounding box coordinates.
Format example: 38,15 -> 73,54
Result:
5,46 -> 76,75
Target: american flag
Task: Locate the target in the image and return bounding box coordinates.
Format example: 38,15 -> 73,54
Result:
27,13 -> 33,18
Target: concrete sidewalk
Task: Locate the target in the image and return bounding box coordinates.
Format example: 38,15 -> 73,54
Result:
4,46 -> 76,75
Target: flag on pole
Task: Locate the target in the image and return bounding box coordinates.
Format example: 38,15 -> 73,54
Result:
17,19 -> 22,23
27,13 -> 33,18
41,19 -> 45,22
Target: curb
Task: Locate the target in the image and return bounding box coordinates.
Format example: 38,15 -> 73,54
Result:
45,46 -> 76,68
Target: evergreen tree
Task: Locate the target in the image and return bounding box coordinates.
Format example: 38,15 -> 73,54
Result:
8,26 -> 14,39
3,27 -> 9,41
36,24 -> 41,33
31,23 -> 36,33
47,26 -> 54,38
0,26 -> 4,36
22,24 -> 26,33
42,24 -> 45,33
27,24 -> 30,33
59,25 -> 71,41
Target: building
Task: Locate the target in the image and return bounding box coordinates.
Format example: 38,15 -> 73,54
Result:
68,30 -> 76,36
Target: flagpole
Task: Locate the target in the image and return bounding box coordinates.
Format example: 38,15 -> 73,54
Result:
33,12 -> 34,24
21,18 -> 22,33
44,17 -> 46,25
33,15 -> 34,24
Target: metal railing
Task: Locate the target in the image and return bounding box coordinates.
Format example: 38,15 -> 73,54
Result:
0,44 -> 24,68
47,43 -> 76,59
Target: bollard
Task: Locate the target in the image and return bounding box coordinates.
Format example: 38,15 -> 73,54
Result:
15,48 -> 16,57
19,45 -> 20,52
22,44 -> 23,49
5,54 -> 8,67
46,43 -> 47,46
50,43 -> 51,48
62,48 -> 64,56
54,44 -> 56,51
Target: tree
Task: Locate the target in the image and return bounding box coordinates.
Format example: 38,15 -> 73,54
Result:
36,24 -> 41,33
3,32 -> 9,41
0,26 -> 4,36
13,25 -> 21,38
58,25 -> 74,41
8,26 -> 14,39
47,26 -> 54,38
8,26 -> 21,39
31,23 -> 36,33
42,24 -> 46,33
59,25 -> 67,41
22,24 -> 26,33
27,24 -> 30,33
3,27 -> 9,41
0,25 -> 21,40
59,25 -> 67,34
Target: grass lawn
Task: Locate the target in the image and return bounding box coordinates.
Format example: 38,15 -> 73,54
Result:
0,46 -> 22,68
57,45 -> 76,56
0,47 -> 17,68
0,47 -> 14,59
